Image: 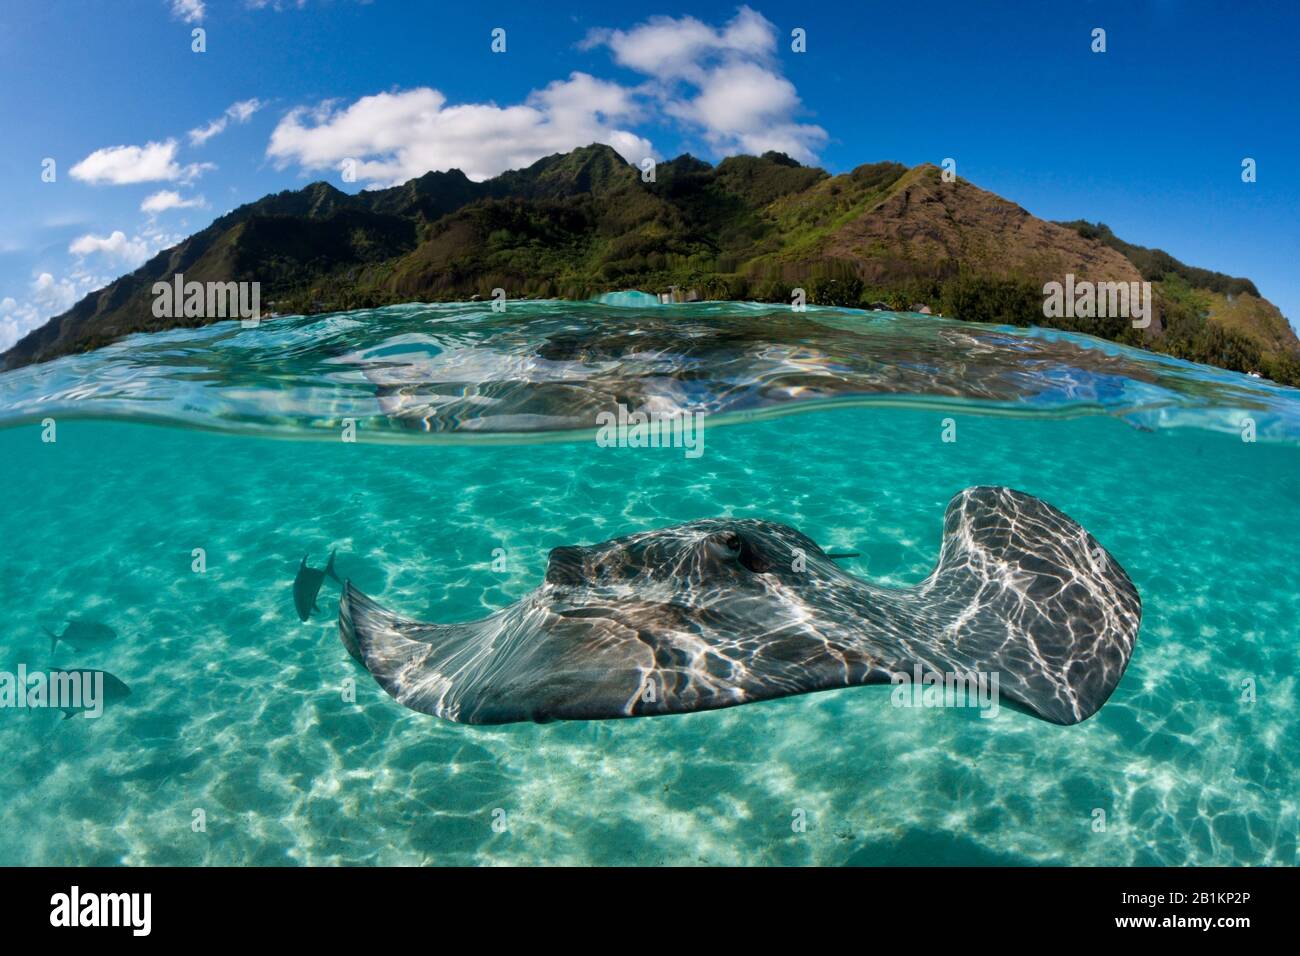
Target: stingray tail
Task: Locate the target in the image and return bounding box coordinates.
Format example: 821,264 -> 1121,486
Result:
917,487 -> 1141,725
325,549 -> 341,585
44,627 -> 59,654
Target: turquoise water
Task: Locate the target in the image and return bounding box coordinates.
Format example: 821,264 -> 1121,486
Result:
0,302 -> 1296,865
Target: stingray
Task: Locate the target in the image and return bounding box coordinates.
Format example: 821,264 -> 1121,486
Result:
338,487 -> 1140,726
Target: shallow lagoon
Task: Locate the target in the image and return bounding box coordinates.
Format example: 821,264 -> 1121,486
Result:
0,302 -> 1295,865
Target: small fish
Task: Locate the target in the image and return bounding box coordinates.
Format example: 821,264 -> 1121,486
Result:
294,550 -> 341,622
54,669 -> 132,720
44,620 -> 117,655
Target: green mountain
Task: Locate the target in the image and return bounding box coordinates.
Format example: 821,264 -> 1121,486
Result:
6,144 -> 1297,385
1056,220 -> 1300,382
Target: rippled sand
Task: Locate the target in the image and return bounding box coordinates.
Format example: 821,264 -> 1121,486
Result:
1,406 -> 1295,865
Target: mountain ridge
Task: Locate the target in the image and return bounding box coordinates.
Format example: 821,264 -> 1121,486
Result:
6,144 -> 1297,385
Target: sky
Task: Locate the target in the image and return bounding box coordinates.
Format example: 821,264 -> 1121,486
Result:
1,0 -> 1297,350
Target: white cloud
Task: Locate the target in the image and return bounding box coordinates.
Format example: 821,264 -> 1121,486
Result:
265,8 -> 825,187
583,6 -> 773,83
31,272 -> 84,313
188,121 -> 225,147
189,98 -> 265,146
1,222 -> 190,348
69,140 -> 213,186
227,98 -> 263,123
0,299 -> 41,352
584,6 -> 826,162
266,73 -> 655,185
139,224 -> 188,252
665,60 -> 821,159
140,190 -> 207,214
0,271 -> 109,352
69,230 -> 151,269
169,0 -> 205,23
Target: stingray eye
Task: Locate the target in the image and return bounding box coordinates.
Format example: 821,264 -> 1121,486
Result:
722,532 -> 741,552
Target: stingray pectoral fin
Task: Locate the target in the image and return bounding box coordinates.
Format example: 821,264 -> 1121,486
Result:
339,584 -> 459,715
337,582 -> 367,664
917,486 -> 1142,725
339,583 -> 518,722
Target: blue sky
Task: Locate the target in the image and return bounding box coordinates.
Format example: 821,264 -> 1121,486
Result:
1,0 -> 1297,349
